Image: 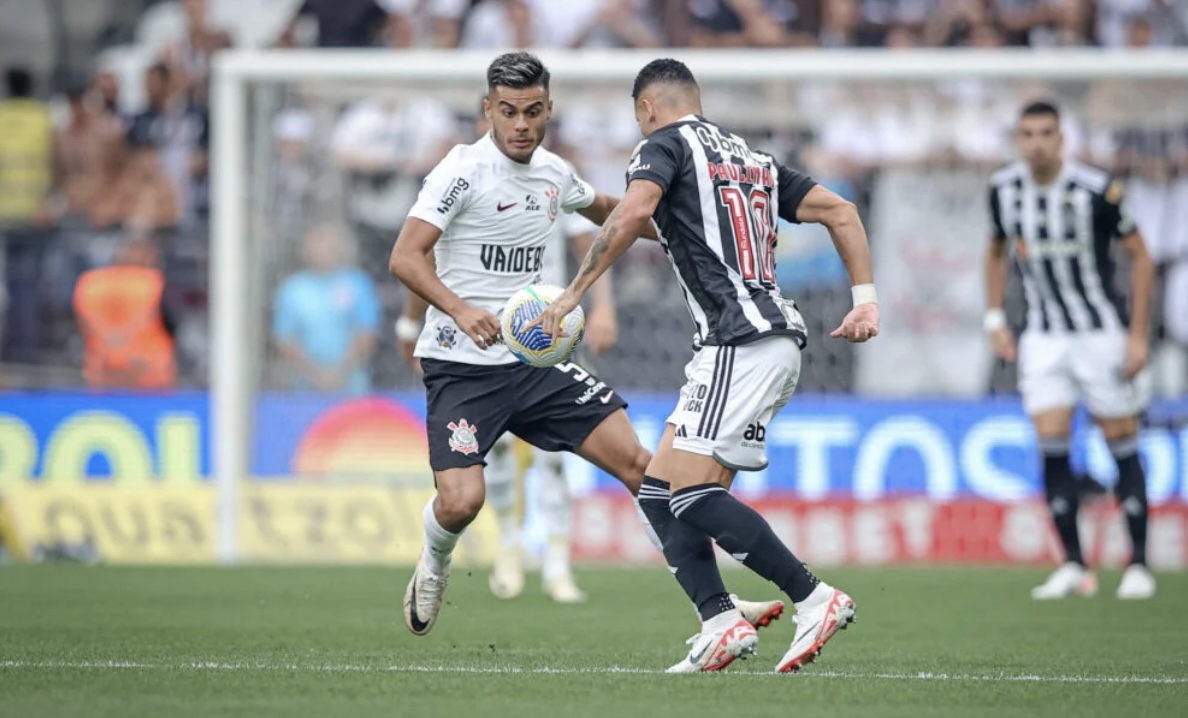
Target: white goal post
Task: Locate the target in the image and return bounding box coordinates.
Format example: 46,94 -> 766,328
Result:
210,48 -> 1188,564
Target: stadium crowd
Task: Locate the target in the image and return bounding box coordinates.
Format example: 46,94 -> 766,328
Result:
0,0 -> 1185,394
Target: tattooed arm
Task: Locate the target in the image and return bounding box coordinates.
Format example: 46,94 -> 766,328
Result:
533,179 -> 663,339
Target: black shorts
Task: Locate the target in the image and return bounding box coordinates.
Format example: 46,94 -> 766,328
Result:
422,358 -> 629,472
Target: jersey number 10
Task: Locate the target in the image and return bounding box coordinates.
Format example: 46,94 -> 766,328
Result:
718,186 -> 776,284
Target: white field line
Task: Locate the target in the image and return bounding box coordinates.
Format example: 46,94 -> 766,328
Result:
0,660 -> 1185,685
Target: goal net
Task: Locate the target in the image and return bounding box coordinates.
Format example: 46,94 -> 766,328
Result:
209,49 -> 1188,565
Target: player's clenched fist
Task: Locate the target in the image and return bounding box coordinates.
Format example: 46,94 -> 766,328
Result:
830,303 -> 880,343
453,305 -> 502,349
989,328 -> 1017,362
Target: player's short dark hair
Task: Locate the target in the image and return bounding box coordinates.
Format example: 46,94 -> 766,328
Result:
487,52 -> 550,93
1020,100 -> 1060,122
632,58 -> 698,101
5,66 -> 33,98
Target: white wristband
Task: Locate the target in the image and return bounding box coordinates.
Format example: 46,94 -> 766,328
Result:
851,283 -> 878,307
984,308 -> 1007,333
395,316 -> 422,342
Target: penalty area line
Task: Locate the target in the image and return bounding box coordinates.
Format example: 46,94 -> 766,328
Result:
0,660 -> 1185,685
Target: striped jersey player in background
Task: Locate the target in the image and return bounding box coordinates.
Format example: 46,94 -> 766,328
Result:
985,101 -> 1156,600
535,59 -> 879,673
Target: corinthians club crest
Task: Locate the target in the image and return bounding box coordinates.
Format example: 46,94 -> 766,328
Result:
546,185 -> 559,222
447,419 -> 479,455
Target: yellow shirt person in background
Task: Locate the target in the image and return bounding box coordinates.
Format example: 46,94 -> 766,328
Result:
0,67 -> 52,227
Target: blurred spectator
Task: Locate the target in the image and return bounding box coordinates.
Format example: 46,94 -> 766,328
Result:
459,0 -> 535,48
73,237 -> 177,389
1042,0 -> 1093,46
93,71 -> 122,116
0,66 -> 54,364
280,0 -> 392,48
563,0 -> 664,48
273,225 -> 380,393
162,0 -> 234,106
923,0 -> 990,46
89,139 -> 181,232
381,0 -> 469,47
330,95 -> 457,273
126,63 -> 209,223
858,0 -> 937,45
688,0 -> 821,47
269,107 -> 320,249
1097,0 -> 1188,47
54,77 -> 126,226
820,0 -> 861,46
990,0 -> 1053,45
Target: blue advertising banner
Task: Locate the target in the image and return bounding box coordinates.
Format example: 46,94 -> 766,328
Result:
2,392 -> 1186,503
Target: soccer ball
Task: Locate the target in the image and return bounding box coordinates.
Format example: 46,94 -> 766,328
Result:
501,284 -> 584,368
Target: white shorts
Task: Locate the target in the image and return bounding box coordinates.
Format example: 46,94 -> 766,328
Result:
666,335 -> 801,471
1018,330 -> 1151,418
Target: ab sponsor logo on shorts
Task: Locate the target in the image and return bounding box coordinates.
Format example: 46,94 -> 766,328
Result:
447,419 -> 479,455
742,421 -> 767,449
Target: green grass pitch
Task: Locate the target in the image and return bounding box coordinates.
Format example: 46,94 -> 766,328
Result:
1,565 -> 1186,717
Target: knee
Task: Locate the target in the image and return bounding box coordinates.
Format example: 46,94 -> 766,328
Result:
1100,421 -> 1139,446
436,479 -> 485,526
618,446 -> 652,495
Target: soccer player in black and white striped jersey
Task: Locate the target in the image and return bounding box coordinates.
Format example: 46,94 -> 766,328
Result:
535,59 -> 878,673
985,101 -> 1157,600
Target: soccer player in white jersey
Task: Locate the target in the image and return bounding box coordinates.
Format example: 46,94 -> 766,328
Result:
985,101 -> 1156,600
389,52 -> 781,637
394,100 -> 619,605
535,59 -> 879,674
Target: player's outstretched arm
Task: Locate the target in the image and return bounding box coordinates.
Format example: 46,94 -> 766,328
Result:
576,192 -> 659,240
389,218 -> 502,349
1120,230 -> 1154,378
984,236 -> 1016,362
794,185 -> 879,343
571,229 -> 618,354
533,179 -> 662,340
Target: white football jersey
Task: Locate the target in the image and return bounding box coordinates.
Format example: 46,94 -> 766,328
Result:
407,133 -> 596,365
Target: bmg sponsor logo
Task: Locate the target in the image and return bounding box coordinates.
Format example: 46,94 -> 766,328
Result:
436,178 -> 470,214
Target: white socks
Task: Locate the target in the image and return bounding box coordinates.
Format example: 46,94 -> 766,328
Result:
422,499 -> 460,574
795,581 -> 833,610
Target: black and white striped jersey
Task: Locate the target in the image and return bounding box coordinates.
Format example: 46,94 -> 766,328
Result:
626,114 -> 817,349
989,161 -> 1139,334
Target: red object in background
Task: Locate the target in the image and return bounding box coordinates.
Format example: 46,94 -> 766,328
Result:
570,495 -> 1188,569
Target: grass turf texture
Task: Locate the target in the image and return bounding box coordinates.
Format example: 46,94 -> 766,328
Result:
1,566 -> 1186,718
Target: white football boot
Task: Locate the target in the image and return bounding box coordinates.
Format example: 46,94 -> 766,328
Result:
543,573 -> 588,604
733,593 -> 785,629
1031,562 -> 1098,600
404,551 -> 450,635
775,584 -> 856,674
1116,564 -> 1156,600
488,546 -> 524,600
667,609 -> 759,673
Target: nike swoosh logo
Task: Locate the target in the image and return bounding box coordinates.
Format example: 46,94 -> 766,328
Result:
497,202 -> 517,212
688,640 -> 711,664
408,574 -> 431,633
600,390 -> 615,404
794,619 -> 821,643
